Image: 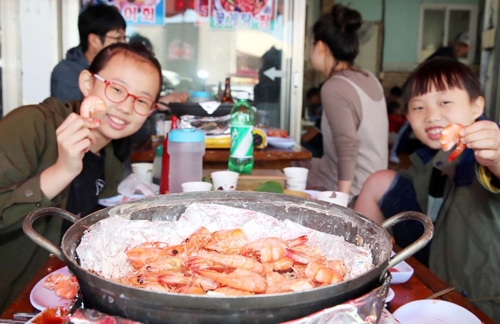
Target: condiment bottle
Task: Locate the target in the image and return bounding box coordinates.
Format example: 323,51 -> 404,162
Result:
168,128 -> 205,193
159,116 -> 178,194
221,77 -> 234,103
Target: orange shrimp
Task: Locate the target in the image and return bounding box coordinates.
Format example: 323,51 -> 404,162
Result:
240,235 -> 308,263
266,278 -> 316,294
157,272 -> 219,291
136,256 -> 184,273
175,285 -> 206,295
196,250 -> 265,274
440,123 -> 466,162
205,229 -> 249,254
43,273 -> 78,299
212,287 -> 254,296
80,95 -> 106,120
304,261 -> 344,284
54,280 -> 78,299
42,273 -> 65,290
266,256 -> 294,271
183,226 -> 212,253
126,242 -> 185,270
195,268 -> 267,293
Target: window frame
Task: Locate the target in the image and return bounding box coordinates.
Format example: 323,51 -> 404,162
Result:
417,3 -> 478,64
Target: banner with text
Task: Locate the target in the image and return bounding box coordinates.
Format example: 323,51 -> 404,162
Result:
209,0 -> 276,31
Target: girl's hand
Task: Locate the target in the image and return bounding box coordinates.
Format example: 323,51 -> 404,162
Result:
461,120 -> 500,177
54,113 -> 99,176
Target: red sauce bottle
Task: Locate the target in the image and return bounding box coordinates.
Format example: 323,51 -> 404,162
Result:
159,116 -> 178,194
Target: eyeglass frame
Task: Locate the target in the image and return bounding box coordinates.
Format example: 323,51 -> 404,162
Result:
102,35 -> 130,43
92,74 -> 158,116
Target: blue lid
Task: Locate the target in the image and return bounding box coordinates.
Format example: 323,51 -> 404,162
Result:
190,91 -> 210,98
169,129 -> 205,143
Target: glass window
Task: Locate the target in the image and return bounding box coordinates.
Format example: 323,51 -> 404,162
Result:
127,0 -> 287,129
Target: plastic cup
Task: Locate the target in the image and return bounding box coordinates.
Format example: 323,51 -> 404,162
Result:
182,181 -> 213,192
317,191 -> 349,207
211,171 -> 239,191
283,167 -> 309,190
153,114 -> 165,141
131,163 -> 154,184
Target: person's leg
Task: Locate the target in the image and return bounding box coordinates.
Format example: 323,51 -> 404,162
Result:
354,170 -> 397,224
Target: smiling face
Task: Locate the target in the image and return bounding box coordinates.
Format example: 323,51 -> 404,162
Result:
406,85 -> 484,149
79,52 -> 160,142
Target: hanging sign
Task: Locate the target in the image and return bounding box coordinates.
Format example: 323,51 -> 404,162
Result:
209,0 -> 276,31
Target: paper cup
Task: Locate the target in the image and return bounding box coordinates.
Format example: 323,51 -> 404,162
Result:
182,181 -> 213,192
316,191 -> 349,207
131,163 -> 154,184
211,171 -> 239,191
283,167 -> 309,191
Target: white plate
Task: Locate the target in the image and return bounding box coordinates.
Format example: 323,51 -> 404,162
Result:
393,300 -> 481,324
98,194 -> 147,207
389,251 -> 414,284
386,288 -> 395,303
30,266 -> 73,311
267,136 -> 296,149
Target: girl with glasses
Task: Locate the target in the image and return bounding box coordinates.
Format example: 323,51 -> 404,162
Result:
0,42 -> 162,312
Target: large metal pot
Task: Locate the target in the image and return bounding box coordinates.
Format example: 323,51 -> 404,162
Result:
24,192 -> 433,324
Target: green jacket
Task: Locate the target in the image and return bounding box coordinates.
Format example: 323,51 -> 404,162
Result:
401,148 -> 500,322
0,97 -> 123,312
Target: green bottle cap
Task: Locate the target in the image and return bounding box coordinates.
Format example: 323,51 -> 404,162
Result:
156,144 -> 163,157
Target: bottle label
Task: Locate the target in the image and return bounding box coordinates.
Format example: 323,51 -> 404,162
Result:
230,126 -> 254,158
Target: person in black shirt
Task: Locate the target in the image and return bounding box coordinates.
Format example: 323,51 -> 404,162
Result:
427,32 -> 470,61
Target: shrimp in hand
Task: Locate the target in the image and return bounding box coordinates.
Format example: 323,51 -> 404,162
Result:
80,95 -> 106,122
440,123 -> 466,162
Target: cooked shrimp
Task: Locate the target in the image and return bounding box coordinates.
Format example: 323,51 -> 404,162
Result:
80,95 -> 106,120
157,272 -> 219,291
212,287 -> 253,296
54,279 -> 78,299
43,273 -> 78,299
137,256 -> 184,273
205,229 -> 249,254
305,261 -> 343,284
42,273 -> 65,289
266,278 -> 316,294
196,250 -> 264,274
267,257 -> 294,271
183,226 -> 212,253
195,268 -> 267,293
126,242 -> 185,270
240,235 -> 308,262
175,285 -> 206,295
440,123 -> 466,162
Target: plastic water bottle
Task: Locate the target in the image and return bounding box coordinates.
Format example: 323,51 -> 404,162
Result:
228,92 -> 254,174
168,129 -> 206,193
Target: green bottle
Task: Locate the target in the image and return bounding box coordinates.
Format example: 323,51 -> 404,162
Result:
228,92 -> 254,174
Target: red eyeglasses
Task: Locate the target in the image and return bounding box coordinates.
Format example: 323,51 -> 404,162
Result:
93,74 -> 157,116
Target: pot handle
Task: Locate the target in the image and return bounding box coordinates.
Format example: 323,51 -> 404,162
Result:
381,211 -> 434,271
23,207 -> 80,261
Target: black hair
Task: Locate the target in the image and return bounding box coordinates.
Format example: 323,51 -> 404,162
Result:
306,87 -> 321,99
402,58 -> 482,113
312,4 -> 362,65
390,86 -> 402,97
129,33 -> 154,52
78,4 -> 126,53
88,42 -> 162,101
